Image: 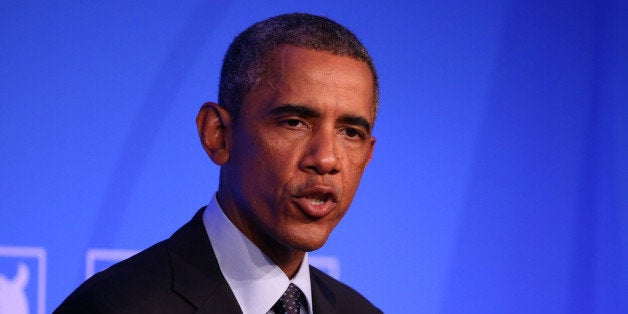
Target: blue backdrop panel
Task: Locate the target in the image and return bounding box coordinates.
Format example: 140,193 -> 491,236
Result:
1,1 -> 626,313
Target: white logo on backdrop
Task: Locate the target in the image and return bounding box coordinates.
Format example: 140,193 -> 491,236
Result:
0,262 -> 29,314
0,246 -> 46,314
86,248 -> 341,279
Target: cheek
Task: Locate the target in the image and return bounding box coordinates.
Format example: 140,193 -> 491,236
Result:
340,153 -> 370,196
258,131 -> 306,167
242,133 -> 301,191
257,142 -> 293,173
344,148 -> 370,176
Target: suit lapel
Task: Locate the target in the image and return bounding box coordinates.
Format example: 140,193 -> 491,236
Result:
166,207 -> 242,314
310,266 -> 337,313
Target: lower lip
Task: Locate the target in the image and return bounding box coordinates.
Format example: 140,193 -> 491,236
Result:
293,197 -> 335,218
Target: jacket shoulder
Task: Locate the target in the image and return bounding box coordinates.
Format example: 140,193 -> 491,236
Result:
54,241 -> 195,313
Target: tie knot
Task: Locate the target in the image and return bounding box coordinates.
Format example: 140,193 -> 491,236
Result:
272,283 -> 306,314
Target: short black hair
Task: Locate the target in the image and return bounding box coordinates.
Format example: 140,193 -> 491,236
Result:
218,13 -> 379,121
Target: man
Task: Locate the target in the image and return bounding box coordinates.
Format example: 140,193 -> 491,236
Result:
56,13 -> 381,313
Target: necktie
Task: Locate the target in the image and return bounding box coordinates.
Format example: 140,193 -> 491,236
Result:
272,283 -> 306,314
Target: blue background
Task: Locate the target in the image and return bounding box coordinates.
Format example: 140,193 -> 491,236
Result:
1,1 -> 627,313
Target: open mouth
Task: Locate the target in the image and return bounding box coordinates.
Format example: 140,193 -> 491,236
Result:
305,196 -> 327,205
293,186 -> 338,218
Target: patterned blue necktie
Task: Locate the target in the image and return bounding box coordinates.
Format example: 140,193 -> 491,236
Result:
272,283 -> 306,314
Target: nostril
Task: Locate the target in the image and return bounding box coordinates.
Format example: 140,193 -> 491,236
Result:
304,164 -> 341,175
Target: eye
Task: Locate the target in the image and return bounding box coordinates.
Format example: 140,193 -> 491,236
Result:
341,127 -> 365,140
279,118 -> 307,129
285,119 -> 302,127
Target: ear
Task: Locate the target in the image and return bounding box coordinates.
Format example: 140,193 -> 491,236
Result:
196,102 -> 232,165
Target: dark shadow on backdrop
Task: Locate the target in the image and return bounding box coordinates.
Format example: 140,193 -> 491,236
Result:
440,0 -> 621,312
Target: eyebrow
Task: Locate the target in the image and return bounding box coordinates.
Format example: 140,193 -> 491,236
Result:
339,114 -> 372,134
269,104 -> 372,134
268,104 -> 319,119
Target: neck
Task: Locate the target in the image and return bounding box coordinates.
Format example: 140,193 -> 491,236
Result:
262,244 -> 306,279
216,190 -> 306,278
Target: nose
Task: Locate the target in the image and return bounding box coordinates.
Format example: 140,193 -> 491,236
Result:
299,129 -> 341,175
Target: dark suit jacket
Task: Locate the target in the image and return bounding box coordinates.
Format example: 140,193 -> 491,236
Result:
55,208 -> 382,313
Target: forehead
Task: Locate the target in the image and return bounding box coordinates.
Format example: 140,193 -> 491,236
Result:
258,46 -> 376,118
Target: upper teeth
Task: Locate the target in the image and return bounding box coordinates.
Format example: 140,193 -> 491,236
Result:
306,198 -> 326,205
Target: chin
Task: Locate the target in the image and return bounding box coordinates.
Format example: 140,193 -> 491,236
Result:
283,228 -> 331,252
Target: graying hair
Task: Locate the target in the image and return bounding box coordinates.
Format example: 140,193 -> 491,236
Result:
218,13 -> 379,121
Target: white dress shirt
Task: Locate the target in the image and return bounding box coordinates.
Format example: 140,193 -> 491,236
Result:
202,194 -> 313,314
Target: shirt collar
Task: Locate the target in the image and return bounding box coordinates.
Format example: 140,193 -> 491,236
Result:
202,194 -> 313,314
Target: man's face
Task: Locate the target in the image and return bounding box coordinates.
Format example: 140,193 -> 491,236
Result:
222,45 -> 375,255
